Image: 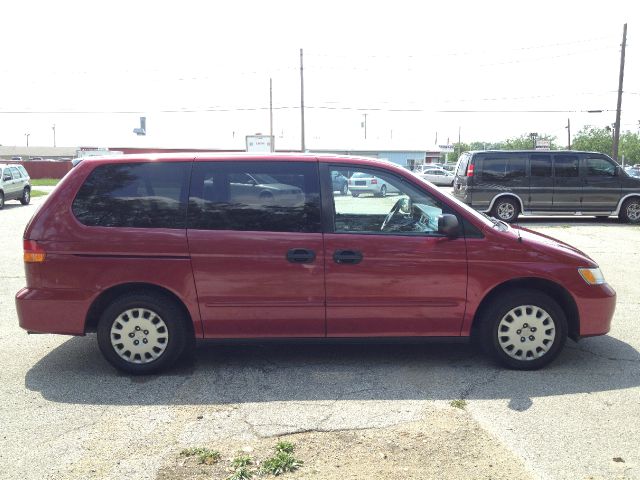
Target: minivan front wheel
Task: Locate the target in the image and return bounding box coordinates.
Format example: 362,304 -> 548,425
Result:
97,292 -> 189,374
619,197 -> 640,224
492,198 -> 519,223
479,289 -> 567,370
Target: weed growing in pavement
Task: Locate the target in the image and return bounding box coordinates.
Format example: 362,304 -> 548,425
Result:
260,442 -> 303,476
227,455 -> 254,480
274,441 -> 295,454
180,447 -> 221,465
450,399 -> 468,409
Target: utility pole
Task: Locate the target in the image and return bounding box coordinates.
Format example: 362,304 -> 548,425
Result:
362,114 -> 368,140
612,23 -> 627,162
300,48 -> 306,152
52,124 -> 56,148
269,78 -> 274,152
457,126 -> 461,161
566,118 -> 571,150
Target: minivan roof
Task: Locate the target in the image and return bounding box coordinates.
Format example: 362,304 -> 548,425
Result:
72,152 -> 400,167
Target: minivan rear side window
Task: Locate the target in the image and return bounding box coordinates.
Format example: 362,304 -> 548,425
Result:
554,155 -> 580,177
530,154 -> 552,177
481,155 -> 526,180
188,161 -> 321,233
72,162 -> 190,228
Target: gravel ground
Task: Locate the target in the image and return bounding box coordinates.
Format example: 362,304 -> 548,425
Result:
1,195 -> 639,480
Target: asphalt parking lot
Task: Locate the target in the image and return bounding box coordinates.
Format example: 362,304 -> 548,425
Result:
1,194 -> 639,480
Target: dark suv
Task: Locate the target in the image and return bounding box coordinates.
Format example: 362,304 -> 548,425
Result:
453,150 -> 640,223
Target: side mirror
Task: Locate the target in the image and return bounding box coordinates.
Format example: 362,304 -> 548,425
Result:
438,214 -> 460,238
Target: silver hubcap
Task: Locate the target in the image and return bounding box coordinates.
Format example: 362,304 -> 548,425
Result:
24,190 -> 30,202
497,305 -> 556,361
110,308 -> 169,364
497,202 -> 515,220
627,202 -> 640,221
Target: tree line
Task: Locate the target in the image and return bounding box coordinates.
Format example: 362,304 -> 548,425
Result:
446,126 -> 640,166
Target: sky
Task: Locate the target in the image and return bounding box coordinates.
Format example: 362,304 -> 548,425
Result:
0,0 -> 638,151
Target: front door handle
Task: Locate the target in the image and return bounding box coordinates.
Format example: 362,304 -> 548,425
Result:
286,248 -> 316,264
333,250 -> 363,264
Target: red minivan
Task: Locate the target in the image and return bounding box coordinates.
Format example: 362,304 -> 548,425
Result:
16,154 -> 616,374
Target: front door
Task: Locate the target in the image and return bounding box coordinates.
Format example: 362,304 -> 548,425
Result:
553,154 -> 582,210
322,164 -> 468,337
582,154 -> 621,212
187,160 -> 325,338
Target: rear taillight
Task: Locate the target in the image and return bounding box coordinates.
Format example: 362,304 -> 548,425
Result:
466,163 -> 475,177
24,239 -> 46,263
371,179 -> 378,184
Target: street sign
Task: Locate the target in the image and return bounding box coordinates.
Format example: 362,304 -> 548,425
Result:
438,144 -> 454,152
535,140 -> 551,150
246,135 -> 274,152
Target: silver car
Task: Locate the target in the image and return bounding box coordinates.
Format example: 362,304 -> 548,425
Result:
418,167 -> 455,186
348,172 -> 399,197
0,164 -> 31,209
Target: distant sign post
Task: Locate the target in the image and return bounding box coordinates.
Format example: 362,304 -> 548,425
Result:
246,135 -> 274,153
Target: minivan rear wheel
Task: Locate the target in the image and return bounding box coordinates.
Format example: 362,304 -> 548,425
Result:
492,198 -> 519,223
479,289 -> 567,370
97,291 -> 189,374
619,197 -> 640,224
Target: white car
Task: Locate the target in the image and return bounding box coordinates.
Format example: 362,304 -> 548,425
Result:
348,172 -> 399,197
418,167 -> 454,186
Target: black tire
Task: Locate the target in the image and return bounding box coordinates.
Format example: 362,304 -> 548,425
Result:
478,289 -> 568,370
0,192 -> 4,210
379,185 -> 387,198
619,197 -> 640,224
97,291 -> 190,374
491,197 -> 519,223
351,192 -> 360,197
20,187 -> 30,205
341,182 -> 348,196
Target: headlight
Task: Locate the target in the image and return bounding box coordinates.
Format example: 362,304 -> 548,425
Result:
578,267 -> 606,285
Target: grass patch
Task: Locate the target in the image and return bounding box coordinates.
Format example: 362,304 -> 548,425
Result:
450,399 -> 467,409
260,442 -> 303,476
180,447 -> 221,465
30,178 -> 59,186
30,189 -> 48,197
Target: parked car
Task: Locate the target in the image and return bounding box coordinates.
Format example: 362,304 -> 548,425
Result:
11,156 -> 23,161
453,150 -> 640,223
418,167 -> 455,186
349,172 -> 399,197
0,164 -> 31,209
331,171 -> 349,195
16,154 -> 616,374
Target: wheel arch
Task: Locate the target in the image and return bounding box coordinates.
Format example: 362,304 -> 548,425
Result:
470,277 -> 580,341
84,282 -> 195,338
484,193 -> 525,214
613,194 -> 640,216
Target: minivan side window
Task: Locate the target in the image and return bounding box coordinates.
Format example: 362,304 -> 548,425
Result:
9,167 -> 22,178
188,161 -> 321,233
481,156 -> 526,180
72,162 -> 190,229
554,155 -> 580,177
330,166 -> 448,235
586,156 -> 616,177
530,154 -> 552,177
